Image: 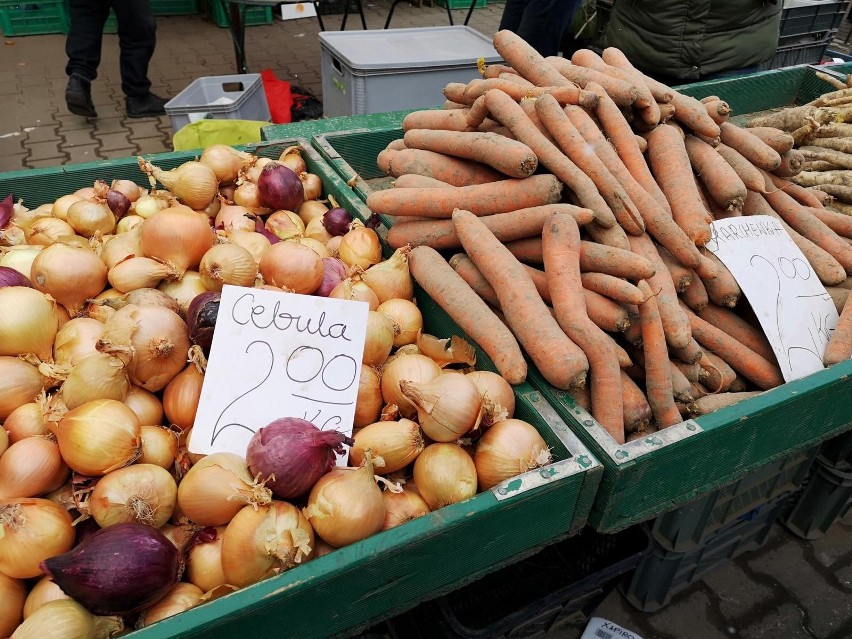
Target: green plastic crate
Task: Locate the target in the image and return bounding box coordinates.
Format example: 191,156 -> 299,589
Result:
150,0 -> 199,15
207,0 -> 272,27
0,139 -> 602,639
435,0 -> 486,9
0,0 -> 68,36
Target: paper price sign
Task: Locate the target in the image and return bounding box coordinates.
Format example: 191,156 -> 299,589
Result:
706,216 -> 839,382
189,285 -> 369,463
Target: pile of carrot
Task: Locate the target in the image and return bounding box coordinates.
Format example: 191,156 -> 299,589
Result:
364,31 -> 852,445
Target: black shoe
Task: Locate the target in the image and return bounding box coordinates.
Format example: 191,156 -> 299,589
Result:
66,75 -> 97,118
126,93 -> 169,118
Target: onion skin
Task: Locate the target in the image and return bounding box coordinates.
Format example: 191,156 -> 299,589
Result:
0,265 -> 32,288
186,291 -> 220,357
40,522 -> 182,615
322,208 -> 353,237
316,257 -> 348,298
257,163 -> 305,212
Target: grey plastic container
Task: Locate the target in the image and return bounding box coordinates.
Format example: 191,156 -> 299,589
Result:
164,73 -> 270,133
318,26 -> 502,118
781,459 -> 852,540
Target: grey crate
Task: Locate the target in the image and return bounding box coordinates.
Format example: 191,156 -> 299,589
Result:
164,73 -> 270,133
760,31 -> 835,70
318,26 -> 502,118
780,0 -> 849,38
782,458 -> 852,540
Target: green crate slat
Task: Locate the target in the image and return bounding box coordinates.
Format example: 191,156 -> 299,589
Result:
435,0 -> 486,8
0,139 -> 601,639
0,0 -> 68,36
306,61 -> 852,534
207,0 -> 272,27
150,0 -> 198,15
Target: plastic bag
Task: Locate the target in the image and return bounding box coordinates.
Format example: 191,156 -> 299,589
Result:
260,68 -> 294,124
172,119 -> 269,151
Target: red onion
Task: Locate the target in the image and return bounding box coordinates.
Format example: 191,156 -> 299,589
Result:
322,208 -> 353,237
316,257 -> 348,297
186,291 -> 221,357
106,189 -> 131,218
365,214 -> 382,230
40,522 -> 181,615
246,417 -> 352,500
254,215 -> 280,244
0,266 -> 32,288
257,163 -> 304,212
0,194 -> 12,229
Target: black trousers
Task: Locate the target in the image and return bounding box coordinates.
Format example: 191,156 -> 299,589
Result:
65,0 -> 157,98
498,0 -> 583,58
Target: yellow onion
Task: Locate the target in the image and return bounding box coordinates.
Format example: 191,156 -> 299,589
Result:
0,572 -> 25,637
163,346 -> 206,431
53,317 -> 104,368
223,229 -> 270,265
138,582 -> 203,627
107,256 -> 177,293
0,498 -> 74,578
66,199 -> 115,237
26,217 -> 75,246
214,202 -> 255,233
338,221 -> 381,270
186,525 -> 227,592
132,193 -> 168,219
122,384 -> 164,426
381,487 -> 430,530
417,333 -> 477,368
52,399 -> 141,476
297,236 -> 330,258
199,145 -> 254,184
380,353 -> 442,418
297,199 -> 328,225
413,443 -> 478,510
362,246 -> 413,303
363,311 -> 394,367
326,235 -> 343,257
11,599 -> 123,639
220,501 -> 314,588
354,365 -> 383,428
350,419 -> 424,473
400,372 -> 483,442
0,287 -> 58,361
300,173 -> 323,201
89,463 -> 177,528
474,419 -> 552,490
303,454 -> 385,547
199,243 -> 258,291
51,193 -> 83,221
265,210 -> 305,241
233,180 -> 264,209
466,370 -> 515,422
100,225 -> 142,269
99,304 -> 190,391
140,205 -> 215,277
139,425 -> 178,469
0,436 -> 69,500
377,298 -> 422,347
139,158 -> 218,210
60,350 -> 130,410
177,452 -> 272,526
0,357 -> 50,421
279,146 -> 306,174
109,287 -> 180,314
304,216 -> 333,244
116,215 -> 144,234
111,179 -> 143,203
30,243 -> 108,316
23,576 -> 70,620
0,428 -> 7,458
158,270 -> 207,317
329,273 -> 379,311
258,240 -> 323,294
0,245 -> 42,277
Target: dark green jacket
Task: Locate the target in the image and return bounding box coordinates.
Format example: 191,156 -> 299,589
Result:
603,0 -> 782,81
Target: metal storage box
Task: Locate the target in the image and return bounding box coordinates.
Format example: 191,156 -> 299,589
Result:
164,73 -> 270,133
318,26 -> 502,118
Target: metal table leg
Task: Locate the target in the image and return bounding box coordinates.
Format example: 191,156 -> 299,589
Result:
226,0 -> 250,74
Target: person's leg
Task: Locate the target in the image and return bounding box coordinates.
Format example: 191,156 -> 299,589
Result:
65,0 -> 110,117
515,0 -> 579,57
112,0 -> 157,99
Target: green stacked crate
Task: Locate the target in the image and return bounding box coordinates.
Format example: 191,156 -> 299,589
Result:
207,0 -> 272,27
435,0 -> 486,9
0,0 -> 68,36
150,0 -> 199,15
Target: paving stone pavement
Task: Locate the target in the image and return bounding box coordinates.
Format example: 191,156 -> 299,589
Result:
3,9 -> 852,638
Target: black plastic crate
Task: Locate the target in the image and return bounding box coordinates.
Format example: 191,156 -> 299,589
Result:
382,526 -> 650,639
621,495 -> 790,613
817,429 -> 852,471
779,0 -> 849,38
760,30 -> 835,70
649,446 -> 818,553
782,458 -> 852,540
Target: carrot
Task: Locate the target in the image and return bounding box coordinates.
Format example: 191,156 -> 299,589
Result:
580,272 -> 646,305
684,135 -> 748,212
443,83 -> 469,105
620,371 -> 654,432
492,30 -> 573,88
767,173 -> 828,208
699,350 -> 737,393
746,127 -> 795,154
386,138 -> 407,151
773,149 -> 805,178
504,237 -> 543,263
668,92 -> 723,139
571,48 -> 658,122
518,98 -> 556,143
600,47 -> 672,101
564,104 -> 702,268
568,384 -> 592,411
465,95 -> 490,129
827,286 -> 850,314
461,78 -> 599,108
483,89 -> 618,228
453,209 -> 589,389
402,129 -> 538,179
668,337 -> 703,366
695,302 -> 775,363
693,392 -> 761,414
658,246 -> 693,292
579,241 -> 656,280
716,144 -> 768,194
728,375 -> 749,393
637,280 -> 683,427
720,122 -> 782,171
545,56 -> 640,107
443,100 -> 466,110
535,95 -> 644,235
657,102 -> 676,124
386,203 -> 593,250
698,248 -> 741,308
584,220 -> 632,251
824,294 -> 852,366
543,213 -> 625,440
522,264 -> 551,303
636,135 -> 649,153
680,273 -> 710,313
482,62 -> 518,79
806,205 -> 852,239
449,253 -> 500,307
409,246 -> 527,383
377,147 -> 504,186
402,109 -> 474,132
622,305 -> 642,347
672,359 -> 701,384
631,346 -> 695,402
366,174 -> 563,218
682,303 -> 784,390
704,99 -> 731,125
743,192 -> 847,287
628,233 -> 693,350
392,174 -> 454,189
647,125 -> 713,247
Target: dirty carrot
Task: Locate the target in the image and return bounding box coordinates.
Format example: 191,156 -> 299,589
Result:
409,246 -> 526,383
402,109 -> 474,132
453,209 -> 589,389
825,296 -> 852,367
482,62 -> 519,79
827,286 -> 850,314
492,30 -> 573,87
584,219 -> 632,251
699,350 -> 737,393
377,147 -> 504,186
580,272 -> 646,305
545,56 -> 640,107
698,247 -> 741,308
692,392 -> 761,415
392,174 -> 454,189
443,83 -> 470,105
745,127 -> 795,154
720,122 -> 782,171
765,172 -> 827,208
461,78 -> 599,108
543,213 -> 625,440
773,150 -> 805,178
684,134 -> 748,212
600,47 -> 673,103
571,48 -> 658,122
680,274 -> 710,313
579,241 -> 656,280
504,237 -> 543,263
704,99 -> 731,125
657,246 -> 693,292
386,138 -> 407,151
806,205 -> 852,239
366,174 -> 563,218
716,144 -> 768,194
621,370 -> 654,432
672,359 -> 702,384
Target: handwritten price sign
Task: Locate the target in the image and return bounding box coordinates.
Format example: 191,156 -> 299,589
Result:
189,285 -> 369,463
706,216 -> 839,382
